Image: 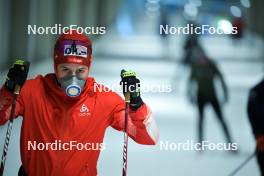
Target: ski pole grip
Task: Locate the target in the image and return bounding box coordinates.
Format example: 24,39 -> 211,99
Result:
124,92 -> 130,103
13,85 -> 21,95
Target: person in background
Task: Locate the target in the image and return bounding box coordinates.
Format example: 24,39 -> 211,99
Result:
247,79 -> 264,175
188,55 -> 234,147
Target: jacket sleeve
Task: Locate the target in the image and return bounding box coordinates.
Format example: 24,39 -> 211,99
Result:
110,96 -> 159,145
0,86 -> 25,125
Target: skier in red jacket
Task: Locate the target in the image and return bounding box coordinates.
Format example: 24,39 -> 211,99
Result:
0,30 -> 159,176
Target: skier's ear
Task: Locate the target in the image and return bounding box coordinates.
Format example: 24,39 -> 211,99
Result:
55,71 -> 60,80
54,64 -> 58,75
87,68 -> 90,76
54,65 -> 61,80
87,64 -> 91,76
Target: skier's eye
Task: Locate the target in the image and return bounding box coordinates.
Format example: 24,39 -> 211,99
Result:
61,67 -> 69,72
78,68 -> 85,73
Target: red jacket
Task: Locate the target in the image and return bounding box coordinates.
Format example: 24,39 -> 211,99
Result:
0,74 -> 159,176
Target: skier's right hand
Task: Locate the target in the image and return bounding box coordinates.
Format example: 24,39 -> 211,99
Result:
4,60 -> 30,93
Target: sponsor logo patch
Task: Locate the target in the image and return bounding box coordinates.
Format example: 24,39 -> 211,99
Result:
64,44 -> 87,58
79,104 -> 91,117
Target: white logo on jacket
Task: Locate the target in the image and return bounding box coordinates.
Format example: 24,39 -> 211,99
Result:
79,104 -> 91,117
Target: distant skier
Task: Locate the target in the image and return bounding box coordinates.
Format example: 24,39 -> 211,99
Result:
247,79 -> 264,175
0,30 -> 159,176
182,23 -> 204,66
188,56 -> 233,146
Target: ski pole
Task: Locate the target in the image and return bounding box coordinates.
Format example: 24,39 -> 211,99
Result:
122,92 -> 130,176
228,150 -> 256,176
0,86 -> 20,176
0,61 -> 30,176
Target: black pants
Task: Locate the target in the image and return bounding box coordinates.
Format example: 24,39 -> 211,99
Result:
18,165 -> 27,176
197,95 -> 232,143
257,152 -> 264,176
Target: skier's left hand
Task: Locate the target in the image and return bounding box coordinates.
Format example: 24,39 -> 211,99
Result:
256,135 -> 264,152
120,70 -> 144,111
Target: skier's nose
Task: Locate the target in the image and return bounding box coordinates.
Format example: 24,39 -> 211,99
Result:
70,70 -> 77,76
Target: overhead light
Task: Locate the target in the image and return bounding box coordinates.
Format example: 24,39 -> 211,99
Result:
230,6 -> 242,18
240,0 -> 250,8
189,0 -> 202,7
184,3 -> 198,17
145,2 -> 160,12
147,0 -> 160,3
218,19 -> 233,34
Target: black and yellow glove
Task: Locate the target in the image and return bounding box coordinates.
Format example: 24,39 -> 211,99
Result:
120,70 -> 144,111
5,59 -> 30,93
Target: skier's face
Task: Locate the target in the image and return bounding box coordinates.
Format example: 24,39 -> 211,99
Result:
56,63 -> 89,80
